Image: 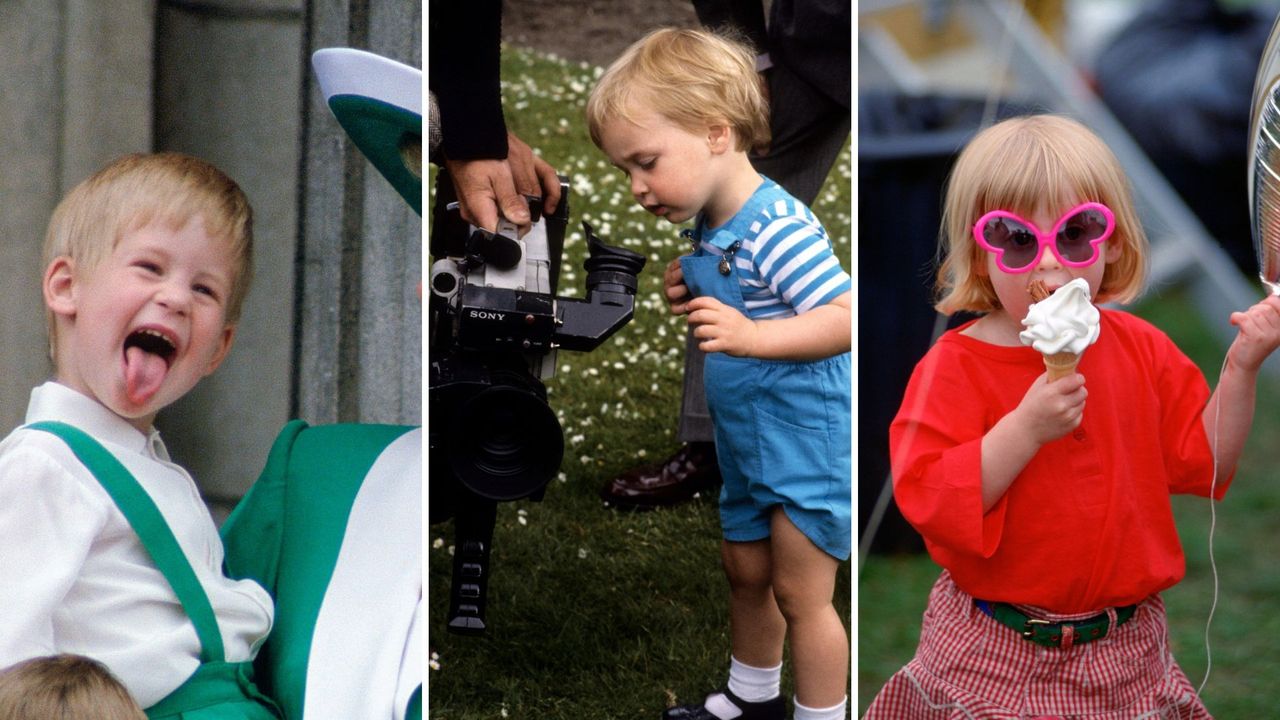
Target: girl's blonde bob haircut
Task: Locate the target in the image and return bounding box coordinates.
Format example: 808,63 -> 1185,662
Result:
43,152 -> 254,325
586,27 -> 769,153
936,114 -> 1147,315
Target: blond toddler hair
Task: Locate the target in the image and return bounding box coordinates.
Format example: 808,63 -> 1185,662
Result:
43,152 -> 254,327
0,654 -> 146,720
586,27 -> 769,153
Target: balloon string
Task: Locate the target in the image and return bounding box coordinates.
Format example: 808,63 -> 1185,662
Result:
1197,352 -> 1229,698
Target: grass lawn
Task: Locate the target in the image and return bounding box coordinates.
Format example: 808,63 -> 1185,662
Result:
858,286 -> 1280,717
428,47 -> 852,718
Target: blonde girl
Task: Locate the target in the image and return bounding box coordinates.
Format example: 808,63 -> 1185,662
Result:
865,115 -> 1280,718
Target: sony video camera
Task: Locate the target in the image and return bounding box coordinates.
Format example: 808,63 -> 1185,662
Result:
429,171 -> 645,634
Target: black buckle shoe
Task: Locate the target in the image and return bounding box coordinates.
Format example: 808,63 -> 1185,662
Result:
662,687 -> 785,720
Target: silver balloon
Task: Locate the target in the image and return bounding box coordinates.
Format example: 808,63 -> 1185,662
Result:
1249,13 -> 1280,295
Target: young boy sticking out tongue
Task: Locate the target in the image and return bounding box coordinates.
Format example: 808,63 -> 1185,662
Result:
0,153 -> 279,718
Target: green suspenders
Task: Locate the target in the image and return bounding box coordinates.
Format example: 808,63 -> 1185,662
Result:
29,421 -> 285,719
28,421 -> 226,664
32,419 -> 417,719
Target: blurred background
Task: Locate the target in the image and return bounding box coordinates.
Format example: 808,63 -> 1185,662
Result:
0,0 -> 421,520
859,0 -> 1280,715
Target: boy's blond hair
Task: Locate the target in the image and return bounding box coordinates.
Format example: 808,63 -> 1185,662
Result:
586,27 -> 769,153
935,114 -> 1147,315
43,153 -> 254,328
0,654 -> 146,720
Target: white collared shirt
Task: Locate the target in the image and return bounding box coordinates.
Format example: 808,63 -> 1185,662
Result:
0,382 -> 273,708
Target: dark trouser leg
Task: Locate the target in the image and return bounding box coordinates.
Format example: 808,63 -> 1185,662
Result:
677,327 -> 715,443
750,61 -> 851,205
599,327 -> 719,509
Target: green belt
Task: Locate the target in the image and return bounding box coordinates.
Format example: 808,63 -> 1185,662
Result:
975,599 -> 1137,648
146,661 -> 280,719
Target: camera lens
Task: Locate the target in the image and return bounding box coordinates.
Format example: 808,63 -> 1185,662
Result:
432,271 -> 457,294
448,382 -> 563,501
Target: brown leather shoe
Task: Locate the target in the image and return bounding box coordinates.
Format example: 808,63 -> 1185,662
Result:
600,442 -> 721,510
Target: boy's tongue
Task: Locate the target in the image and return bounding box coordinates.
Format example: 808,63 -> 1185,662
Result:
124,346 -> 168,405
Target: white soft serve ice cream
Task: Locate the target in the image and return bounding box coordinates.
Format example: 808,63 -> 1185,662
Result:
1019,277 -> 1101,355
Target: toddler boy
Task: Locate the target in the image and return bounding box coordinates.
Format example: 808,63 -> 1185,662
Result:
587,28 -> 851,720
0,153 -> 278,717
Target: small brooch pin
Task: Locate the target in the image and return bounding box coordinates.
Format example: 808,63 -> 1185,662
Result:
719,240 -> 742,275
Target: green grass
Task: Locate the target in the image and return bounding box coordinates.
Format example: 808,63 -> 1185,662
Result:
428,47 -> 852,718
857,286 -> 1280,717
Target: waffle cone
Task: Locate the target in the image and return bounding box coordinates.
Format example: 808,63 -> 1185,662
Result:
1043,351 -> 1079,381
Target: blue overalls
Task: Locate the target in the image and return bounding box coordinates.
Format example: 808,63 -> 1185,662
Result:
678,180 -> 851,560
29,421 -> 281,720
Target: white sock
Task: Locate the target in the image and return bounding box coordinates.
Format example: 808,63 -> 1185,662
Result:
726,656 -> 782,702
702,657 -> 783,719
703,693 -> 743,720
793,695 -> 847,720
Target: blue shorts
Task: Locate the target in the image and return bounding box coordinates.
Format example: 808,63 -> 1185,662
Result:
707,352 -> 852,560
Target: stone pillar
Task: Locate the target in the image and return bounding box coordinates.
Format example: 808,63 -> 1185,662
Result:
0,0 -> 154,435
152,0 -> 306,515
62,0 -> 155,191
296,1 -> 423,428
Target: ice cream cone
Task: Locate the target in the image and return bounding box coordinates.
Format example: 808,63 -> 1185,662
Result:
1043,351 -> 1079,381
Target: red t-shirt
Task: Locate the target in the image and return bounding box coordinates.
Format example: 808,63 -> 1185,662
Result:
890,309 -> 1228,613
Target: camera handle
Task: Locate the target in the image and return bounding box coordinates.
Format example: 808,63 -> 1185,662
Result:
448,202 -> 524,275
445,491 -> 497,635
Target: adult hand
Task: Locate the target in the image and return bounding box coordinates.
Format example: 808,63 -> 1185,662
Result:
444,132 -> 560,234
506,132 -> 561,218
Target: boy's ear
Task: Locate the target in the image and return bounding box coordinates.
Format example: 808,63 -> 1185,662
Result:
707,124 -> 733,154
202,324 -> 237,377
43,257 -> 78,318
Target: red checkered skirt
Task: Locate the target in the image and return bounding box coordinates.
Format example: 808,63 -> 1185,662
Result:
863,571 -> 1210,719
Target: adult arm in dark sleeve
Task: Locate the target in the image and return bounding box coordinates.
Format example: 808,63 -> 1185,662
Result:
428,0 -> 507,161
767,0 -> 850,109
428,0 -> 560,230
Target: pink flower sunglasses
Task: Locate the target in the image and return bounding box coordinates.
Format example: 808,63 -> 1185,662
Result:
972,202 -> 1115,273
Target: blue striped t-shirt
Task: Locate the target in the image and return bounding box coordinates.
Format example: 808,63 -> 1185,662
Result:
697,187 -> 851,319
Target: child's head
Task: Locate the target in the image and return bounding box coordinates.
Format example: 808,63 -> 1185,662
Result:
586,27 -> 768,154
935,114 -> 1147,316
0,654 -> 146,720
586,28 -> 769,225
41,153 -> 254,430
43,153 -> 254,325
